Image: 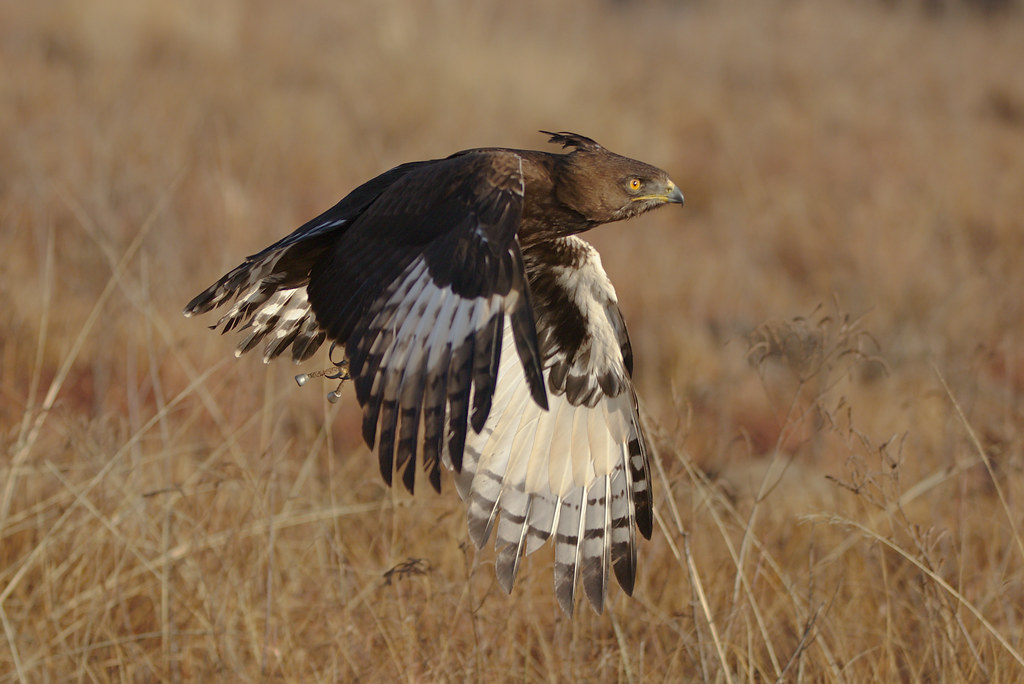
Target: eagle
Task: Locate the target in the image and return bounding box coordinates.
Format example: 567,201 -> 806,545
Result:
184,131 -> 684,615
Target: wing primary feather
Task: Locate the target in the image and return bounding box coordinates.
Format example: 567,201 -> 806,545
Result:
507,246 -> 548,411
581,475 -> 610,613
400,418 -> 419,493
362,394 -> 382,451
421,348 -> 451,477
396,401 -> 424,493
356,264 -> 435,451
376,399 -> 399,487
445,319 -> 478,473
465,361 -> 535,548
470,309 -> 503,433
291,325 -> 325,362
418,291 -> 462,481
368,278 -> 436,491
495,496 -> 533,594
348,260 -> 427,401
359,325 -> 397,450
610,469 -> 637,596
553,489 -> 584,617
628,414 -> 654,539
388,284 -> 446,494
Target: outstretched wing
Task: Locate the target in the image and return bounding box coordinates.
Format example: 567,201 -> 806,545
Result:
183,160 -> 429,362
449,236 -> 653,615
184,151 -> 550,496
305,151 -> 548,494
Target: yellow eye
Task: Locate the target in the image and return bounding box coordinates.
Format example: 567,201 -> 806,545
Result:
629,178 -> 642,192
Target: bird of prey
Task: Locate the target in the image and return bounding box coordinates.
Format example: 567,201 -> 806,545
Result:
184,131 -> 684,615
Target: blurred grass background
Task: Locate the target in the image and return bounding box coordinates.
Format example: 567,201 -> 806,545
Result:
2,0 -> 1023,680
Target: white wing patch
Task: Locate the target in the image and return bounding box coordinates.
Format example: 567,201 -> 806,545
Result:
549,247 -> 625,383
356,255 -> 514,493
531,237 -> 635,407
446,318 -> 647,615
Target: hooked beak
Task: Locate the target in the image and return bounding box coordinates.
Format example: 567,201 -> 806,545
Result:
664,180 -> 684,206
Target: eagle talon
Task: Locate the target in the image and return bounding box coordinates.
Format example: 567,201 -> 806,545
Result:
293,345 -> 350,402
325,345 -> 350,403
325,344 -> 351,381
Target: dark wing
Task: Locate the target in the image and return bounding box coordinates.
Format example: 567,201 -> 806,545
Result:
183,160 -> 430,362
306,151 -> 547,494
448,236 -> 653,615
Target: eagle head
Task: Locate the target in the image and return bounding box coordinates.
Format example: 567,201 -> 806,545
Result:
542,131 -> 684,226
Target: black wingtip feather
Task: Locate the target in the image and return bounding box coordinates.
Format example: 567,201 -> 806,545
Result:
445,334 -> 475,472
628,434 -> 654,540
377,399 -> 399,489
508,249 -> 549,411
362,395 -> 381,450
420,351 -> 450,476
183,291 -> 211,317
612,542 -> 637,596
395,406 -> 420,492
470,313 -> 503,433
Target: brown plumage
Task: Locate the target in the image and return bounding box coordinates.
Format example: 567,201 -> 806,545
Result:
184,131 -> 683,615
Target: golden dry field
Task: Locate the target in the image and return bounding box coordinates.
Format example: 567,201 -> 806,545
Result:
2,0 -> 1024,680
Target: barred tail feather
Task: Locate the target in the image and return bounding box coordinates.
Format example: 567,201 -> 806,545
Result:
452,320 -> 650,614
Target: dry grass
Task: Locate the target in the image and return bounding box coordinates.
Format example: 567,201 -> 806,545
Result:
2,0 -> 1024,680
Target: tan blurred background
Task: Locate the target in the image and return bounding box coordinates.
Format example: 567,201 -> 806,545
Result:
2,0 -> 1023,680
